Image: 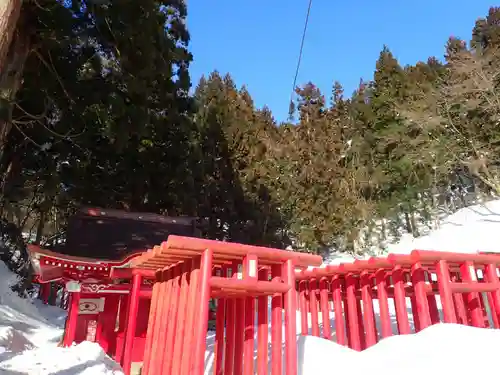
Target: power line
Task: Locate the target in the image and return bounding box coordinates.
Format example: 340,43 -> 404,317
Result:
288,0 -> 313,120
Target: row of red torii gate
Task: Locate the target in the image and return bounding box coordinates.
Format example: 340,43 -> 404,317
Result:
30,208 -> 500,375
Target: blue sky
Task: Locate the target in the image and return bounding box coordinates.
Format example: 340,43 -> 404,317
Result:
187,0 -> 493,122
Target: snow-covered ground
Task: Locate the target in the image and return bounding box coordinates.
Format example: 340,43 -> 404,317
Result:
388,199 -> 500,255
324,199 -> 500,265
0,262 -> 123,375
0,200 -> 499,374
297,323 -> 500,375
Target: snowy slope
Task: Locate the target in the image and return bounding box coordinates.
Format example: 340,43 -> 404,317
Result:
323,199 -> 500,266
0,262 -> 123,375
388,199 -> 500,254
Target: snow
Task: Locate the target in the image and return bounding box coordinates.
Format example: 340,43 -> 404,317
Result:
0,262 -> 123,375
203,319 -> 500,375
388,199 -> 500,254
298,323 -> 500,375
322,199 -> 500,266
0,200 -> 500,374
0,341 -> 122,375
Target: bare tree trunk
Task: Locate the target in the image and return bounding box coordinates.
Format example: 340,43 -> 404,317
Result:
0,14 -> 29,135
0,1 -> 29,205
410,211 -> 419,237
404,212 -> 412,234
0,0 -> 22,72
35,209 -> 45,244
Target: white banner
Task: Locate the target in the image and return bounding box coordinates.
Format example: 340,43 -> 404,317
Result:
78,298 -> 105,315
66,281 -> 81,293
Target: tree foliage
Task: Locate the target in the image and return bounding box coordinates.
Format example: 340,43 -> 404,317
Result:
0,3 -> 499,257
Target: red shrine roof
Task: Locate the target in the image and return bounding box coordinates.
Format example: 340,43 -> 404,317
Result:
28,244 -> 142,283
29,207 -> 203,283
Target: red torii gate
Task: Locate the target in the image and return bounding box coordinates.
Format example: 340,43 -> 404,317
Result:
129,235 -> 323,375
295,250 -> 500,351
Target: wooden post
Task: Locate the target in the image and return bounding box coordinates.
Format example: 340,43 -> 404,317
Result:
121,273 -> 142,375
63,290 -> 81,347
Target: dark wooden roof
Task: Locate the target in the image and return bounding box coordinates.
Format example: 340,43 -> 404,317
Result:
77,207 -> 199,226
55,207 -> 202,260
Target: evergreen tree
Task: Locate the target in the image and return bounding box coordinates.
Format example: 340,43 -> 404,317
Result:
193,72 -> 287,247
4,0 -> 198,237
472,7 -> 500,53
1,2 -> 500,260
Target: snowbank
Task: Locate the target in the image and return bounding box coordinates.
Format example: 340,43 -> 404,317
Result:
203,323 -> 500,375
0,263 -> 65,348
298,323 -> 500,375
298,335 -> 357,375
0,326 -> 34,353
0,341 -> 122,375
362,324 -> 500,374
322,199 -> 500,266
388,199 -> 500,254
0,262 -> 123,375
